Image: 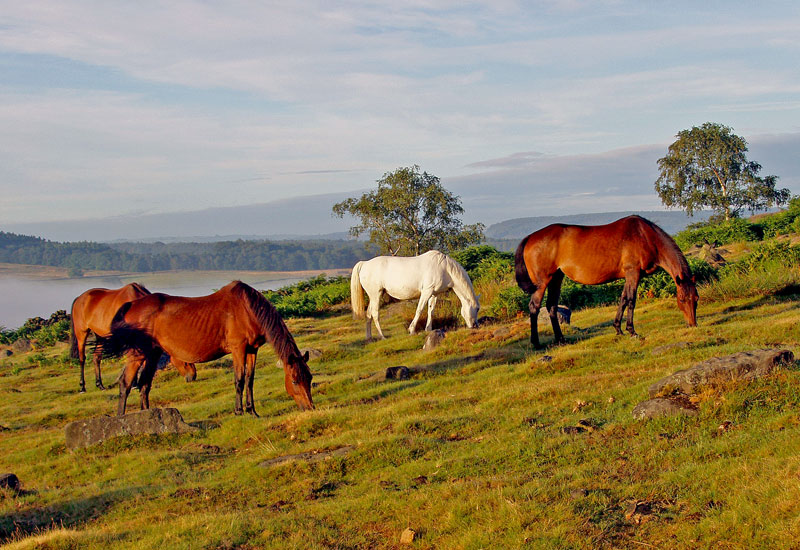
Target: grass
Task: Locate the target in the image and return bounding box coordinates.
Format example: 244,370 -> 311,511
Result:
2,283 -> 800,549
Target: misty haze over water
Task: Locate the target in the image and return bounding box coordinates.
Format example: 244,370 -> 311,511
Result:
0,274 -> 305,330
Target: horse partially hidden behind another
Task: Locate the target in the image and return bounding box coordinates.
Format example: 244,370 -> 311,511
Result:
70,283 -> 197,392
350,250 -> 480,340
514,215 -> 698,349
105,281 -> 314,416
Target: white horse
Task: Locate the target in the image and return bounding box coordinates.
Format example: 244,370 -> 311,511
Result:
350,250 -> 480,340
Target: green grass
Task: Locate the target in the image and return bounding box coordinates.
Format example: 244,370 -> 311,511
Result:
2,285 -> 800,549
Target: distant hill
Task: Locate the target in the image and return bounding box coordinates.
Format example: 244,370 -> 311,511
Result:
485,210 -> 715,239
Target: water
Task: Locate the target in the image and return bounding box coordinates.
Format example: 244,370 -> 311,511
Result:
0,273 -> 307,329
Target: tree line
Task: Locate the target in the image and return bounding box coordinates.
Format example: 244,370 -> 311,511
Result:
0,232 -> 377,272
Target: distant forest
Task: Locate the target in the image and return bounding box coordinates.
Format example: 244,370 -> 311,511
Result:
0,232 -> 378,272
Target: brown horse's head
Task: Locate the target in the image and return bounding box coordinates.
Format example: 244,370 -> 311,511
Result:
282,350 -> 314,411
675,275 -> 699,326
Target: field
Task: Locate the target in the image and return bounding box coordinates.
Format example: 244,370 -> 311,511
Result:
2,282 -> 800,549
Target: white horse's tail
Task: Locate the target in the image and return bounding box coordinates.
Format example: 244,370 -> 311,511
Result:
350,261 -> 366,319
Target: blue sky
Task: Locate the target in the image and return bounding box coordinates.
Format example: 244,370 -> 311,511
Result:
1,1 -> 799,233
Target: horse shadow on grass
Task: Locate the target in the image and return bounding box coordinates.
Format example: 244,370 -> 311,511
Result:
0,488 -> 141,543
707,292 -> 800,327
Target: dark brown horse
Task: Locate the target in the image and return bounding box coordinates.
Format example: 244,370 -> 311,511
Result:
514,215 -> 698,348
70,283 -> 197,392
106,280 -> 314,416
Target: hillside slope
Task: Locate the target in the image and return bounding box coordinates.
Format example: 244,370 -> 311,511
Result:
1,291 -> 800,549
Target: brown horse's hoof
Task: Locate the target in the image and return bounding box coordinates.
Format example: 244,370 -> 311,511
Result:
246,409 -> 260,418
234,409 -> 243,416
79,387 -> 86,394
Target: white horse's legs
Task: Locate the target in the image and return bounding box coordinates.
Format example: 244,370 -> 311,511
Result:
366,290 -> 386,340
424,295 -> 438,332
409,289 -> 434,334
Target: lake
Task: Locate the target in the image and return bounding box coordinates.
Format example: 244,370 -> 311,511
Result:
0,269 -> 346,329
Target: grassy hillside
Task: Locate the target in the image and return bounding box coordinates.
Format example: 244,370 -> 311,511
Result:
2,280 -> 800,548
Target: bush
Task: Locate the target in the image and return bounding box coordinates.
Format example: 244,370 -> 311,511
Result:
262,275 -> 350,318
674,218 -> 762,249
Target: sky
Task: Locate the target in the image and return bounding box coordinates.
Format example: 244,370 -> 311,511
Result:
1,1 -> 799,236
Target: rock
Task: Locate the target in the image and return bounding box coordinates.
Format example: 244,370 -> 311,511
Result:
65,408 -> 198,449
632,397 -> 698,420
539,355 -> 554,363
561,426 -> 587,435
423,329 -> 446,350
302,348 -> 324,360
699,244 -> 726,268
648,349 -> 795,398
0,473 -> 20,492
569,488 -> 589,499
385,366 -> 410,380
537,305 -> 571,325
625,500 -> 653,522
11,339 -> 31,353
2,349 -> 12,357
400,528 -> 416,544
492,326 -> 511,339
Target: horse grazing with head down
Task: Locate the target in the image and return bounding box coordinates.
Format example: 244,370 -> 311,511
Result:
514,215 -> 698,349
105,280 -> 314,416
350,250 -> 480,340
70,283 -> 196,392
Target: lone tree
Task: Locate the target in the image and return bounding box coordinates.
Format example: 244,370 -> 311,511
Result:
655,122 -> 789,221
333,165 -> 484,256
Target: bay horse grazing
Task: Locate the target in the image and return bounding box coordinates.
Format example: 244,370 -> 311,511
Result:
70,283 -> 197,392
106,281 -> 313,416
514,215 -> 698,349
350,250 -> 480,340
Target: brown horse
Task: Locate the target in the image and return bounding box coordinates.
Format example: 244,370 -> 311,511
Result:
70,283 -> 197,392
514,215 -> 698,348
106,280 -> 314,416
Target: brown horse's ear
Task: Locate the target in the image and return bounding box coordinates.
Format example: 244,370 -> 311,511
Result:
302,350 -> 310,362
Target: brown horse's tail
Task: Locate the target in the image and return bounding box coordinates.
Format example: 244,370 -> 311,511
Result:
514,235 -> 536,294
350,261 -> 366,319
98,301 -> 153,359
69,298 -> 80,361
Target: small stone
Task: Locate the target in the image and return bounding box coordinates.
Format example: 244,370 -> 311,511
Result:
423,329 -> 446,350
385,366 -> 410,380
569,488 -> 589,499
608,396 -> 616,404
400,528 -> 416,544
492,327 -> 511,339
302,348 -> 324,360
2,349 -> 12,357
561,426 -> 586,435
539,355 -> 554,363
0,473 -> 20,492
412,475 -> 428,485
572,400 -> 590,412
717,420 -> 733,433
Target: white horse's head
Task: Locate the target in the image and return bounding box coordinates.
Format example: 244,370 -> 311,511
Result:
461,298 -> 480,328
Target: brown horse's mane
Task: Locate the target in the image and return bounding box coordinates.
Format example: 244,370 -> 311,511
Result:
632,215 -> 692,280
230,281 -> 303,364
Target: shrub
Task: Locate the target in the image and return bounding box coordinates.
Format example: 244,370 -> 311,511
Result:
262,275 -> 350,318
674,218 -> 762,249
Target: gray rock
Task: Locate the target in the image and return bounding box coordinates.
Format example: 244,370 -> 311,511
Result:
385,366 -> 410,380
632,398 -> 698,420
423,329 -> 446,350
302,348 -> 324,360
2,349 -> 12,357
648,349 -> 795,398
65,407 -> 198,450
538,305 -> 571,325
0,473 -> 20,492
11,339 -> 31,353
492,327 -> 511,339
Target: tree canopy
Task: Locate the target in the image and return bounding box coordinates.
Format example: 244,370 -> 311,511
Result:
332,165 -> 485,256
654,122 -> 790,220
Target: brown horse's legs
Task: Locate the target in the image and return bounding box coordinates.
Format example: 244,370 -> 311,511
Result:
77,331 -> 88,393
232,348 -> 247,415
137,352 -> 160,411
92,345 -> 105,390
118,354 -> 144,416
528,283 -> 548,349
244,350 -> 259,417
614,270 -> 641,337
546,272 -> 566,345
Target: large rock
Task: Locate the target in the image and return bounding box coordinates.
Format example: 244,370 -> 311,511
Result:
537,305 -> 571,325
648,349 -> 795,398
65,408 -> 198,450
11,338 -> 31,353
0,473 -> 20,492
